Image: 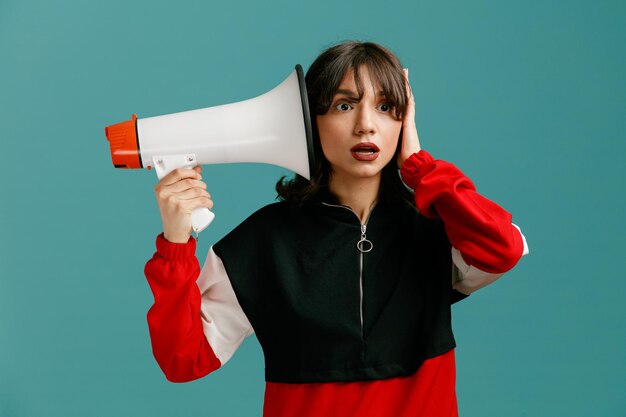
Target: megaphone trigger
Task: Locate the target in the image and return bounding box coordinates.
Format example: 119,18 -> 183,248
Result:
152,154 -> 199,180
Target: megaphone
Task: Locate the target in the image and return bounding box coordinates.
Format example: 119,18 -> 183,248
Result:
105,64 -> 315,235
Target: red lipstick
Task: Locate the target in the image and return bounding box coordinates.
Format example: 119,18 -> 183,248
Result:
350,142 -> 380,161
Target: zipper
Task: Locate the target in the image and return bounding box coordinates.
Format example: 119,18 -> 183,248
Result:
322,202 -> 374,338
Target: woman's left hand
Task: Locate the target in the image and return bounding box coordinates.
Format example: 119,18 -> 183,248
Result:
397,68 -> 421,168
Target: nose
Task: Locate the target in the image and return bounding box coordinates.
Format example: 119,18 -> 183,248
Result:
354,106 -> 376,136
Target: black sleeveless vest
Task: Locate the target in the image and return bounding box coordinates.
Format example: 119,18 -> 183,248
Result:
213,197 -> 466,383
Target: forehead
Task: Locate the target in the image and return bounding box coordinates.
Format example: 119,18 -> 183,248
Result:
335,66 -> 383,95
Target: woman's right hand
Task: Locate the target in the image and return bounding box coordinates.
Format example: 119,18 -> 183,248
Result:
154,166 -> 213,243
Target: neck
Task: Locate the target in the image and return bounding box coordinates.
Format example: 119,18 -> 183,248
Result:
328,173 -> 381,224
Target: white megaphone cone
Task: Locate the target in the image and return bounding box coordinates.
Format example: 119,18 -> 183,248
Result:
105,65 -> 315,235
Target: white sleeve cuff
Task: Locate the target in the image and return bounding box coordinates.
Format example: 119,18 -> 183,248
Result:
451,247 -> 505,295
196,247 -> 254,366
451,223 -> 528,295
514,223 -> 530,256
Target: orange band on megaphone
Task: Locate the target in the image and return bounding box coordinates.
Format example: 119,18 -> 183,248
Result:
104,114 -> 142,169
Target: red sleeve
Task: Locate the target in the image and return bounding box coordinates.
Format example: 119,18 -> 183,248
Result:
400,150 -> 525,274
143,233 -> 221,382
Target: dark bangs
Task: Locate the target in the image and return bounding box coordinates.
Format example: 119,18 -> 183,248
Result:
307,42 -> 408,119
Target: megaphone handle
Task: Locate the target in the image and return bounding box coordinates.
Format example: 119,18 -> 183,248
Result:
191,206 -> 215,236
153,154 -> 216,237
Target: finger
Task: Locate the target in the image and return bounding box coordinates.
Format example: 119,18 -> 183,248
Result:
173,194 -> 214,212
181,198 -> 214,213
174,187 -> 212,201
159,167 -> 202,187
403,69 -> 414,102
402,69 -> 413,103
165,178 -> 208,194
198,196 -> 214,211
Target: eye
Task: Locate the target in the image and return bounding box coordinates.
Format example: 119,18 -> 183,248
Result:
334,102 -> 353,112
378,103 -> 393,113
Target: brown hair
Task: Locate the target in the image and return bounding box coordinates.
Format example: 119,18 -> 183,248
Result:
276,41 -> 414,207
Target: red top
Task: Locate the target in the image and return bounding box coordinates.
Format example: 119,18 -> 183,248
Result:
143,150 -> 527,416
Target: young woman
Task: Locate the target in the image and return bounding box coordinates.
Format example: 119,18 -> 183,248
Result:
144,41 -> 528,417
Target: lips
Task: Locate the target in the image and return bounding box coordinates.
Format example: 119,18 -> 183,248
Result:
350,142 -> 380,161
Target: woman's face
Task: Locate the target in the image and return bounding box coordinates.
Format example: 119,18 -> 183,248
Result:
316,66 -> 402,185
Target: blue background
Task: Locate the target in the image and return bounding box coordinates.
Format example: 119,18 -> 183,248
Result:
1,0 -> 624,416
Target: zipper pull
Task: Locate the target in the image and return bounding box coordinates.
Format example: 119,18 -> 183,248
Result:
357,224 -> 373,253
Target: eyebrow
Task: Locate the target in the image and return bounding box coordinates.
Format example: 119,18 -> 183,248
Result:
334,88 -> 386,98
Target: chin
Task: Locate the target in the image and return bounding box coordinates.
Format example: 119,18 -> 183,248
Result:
347,165 -> 387,180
